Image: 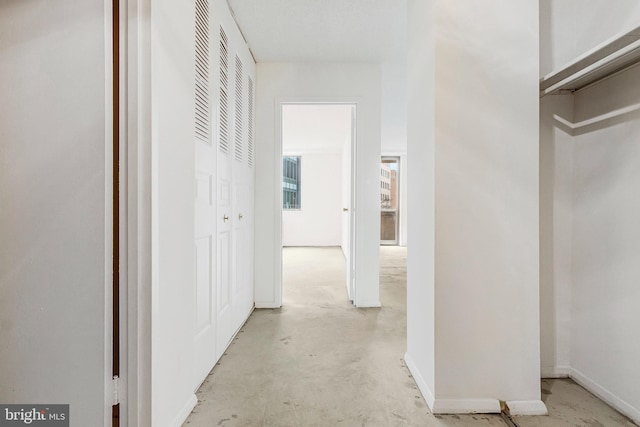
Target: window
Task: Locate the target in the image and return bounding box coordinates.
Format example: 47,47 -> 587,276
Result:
380,157 -> 400,244
283,156 -> 301,210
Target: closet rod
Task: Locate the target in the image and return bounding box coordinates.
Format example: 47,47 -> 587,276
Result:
540,25 -> 640,97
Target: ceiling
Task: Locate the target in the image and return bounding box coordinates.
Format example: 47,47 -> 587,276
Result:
282,104 -> 353,153
226,0 -> 407,63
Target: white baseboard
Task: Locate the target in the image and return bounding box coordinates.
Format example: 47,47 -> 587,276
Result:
570,368 -> 640,425
541,365 -> 571,378
355,300 -> 381,308
170,394 -> 197,427
404,352 -> 503,415
404,352 -> 435,409
254,302 -> 281,309
507,400 -> 548,416
432,399 -> 501,414
403,359 -> 637,420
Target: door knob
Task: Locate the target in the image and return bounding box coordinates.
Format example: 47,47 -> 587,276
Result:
223,215 -> 229,222
238,213 -> 244,220
343,208 -> 349,212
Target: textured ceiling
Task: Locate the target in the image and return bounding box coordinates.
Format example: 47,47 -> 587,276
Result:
226,0 -> 407,62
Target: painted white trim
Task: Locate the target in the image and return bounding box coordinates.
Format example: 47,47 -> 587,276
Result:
273,98 -> 284,308
170,394 -> 198,427
432,399 -> 501,415
355,300 -> 382,308
275,99 -> 360,309
348,104 -> 358,305
404,352 -> 435,410
116,0 -> 130,424
255,303 -> 283,309
541,366 -> 640,422
506,400 -> 548,416
104,0 -> 115,424
283,148 -> 345,156
570,368 -> 640,425
540,366 -> 571,378
123,0 -> 153,425
405,353 -> 548,415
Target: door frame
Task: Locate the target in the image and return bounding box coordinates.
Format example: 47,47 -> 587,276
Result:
117,0 -> 153,425
274,100 -> 358,307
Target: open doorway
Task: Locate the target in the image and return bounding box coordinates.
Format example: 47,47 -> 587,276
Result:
280,104 -> 356,305
380,157 -> 400,245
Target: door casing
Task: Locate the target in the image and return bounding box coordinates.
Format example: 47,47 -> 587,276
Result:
275,101 -> 358,307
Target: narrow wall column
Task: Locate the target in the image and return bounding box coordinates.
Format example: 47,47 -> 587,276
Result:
406,0 -> 546,415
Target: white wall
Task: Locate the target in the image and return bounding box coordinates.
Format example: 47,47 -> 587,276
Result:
539,3 -> 640,423
540,0 -> 640,75
405,0 -> 436,404
282,153 -> 343,246
149,0 -> 257,425
0,0 -> 111,424
381,62 -> 408,153
282,104 -> 352,152
255,63 -> 382,308
149,0 -> 259,422
572,66 -> 640,422
381,63 -> 408,247
434,0 -> 541,409
281,104 -> 350,247
406,0 -> 543,414
539,95 -> 573,378
150,0 -> 198,424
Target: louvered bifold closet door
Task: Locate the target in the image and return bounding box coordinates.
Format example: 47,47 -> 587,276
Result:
241,73 -> 256,325
215,22 -> 236,359
193,0 -> 218,388
214,3 -> 256,363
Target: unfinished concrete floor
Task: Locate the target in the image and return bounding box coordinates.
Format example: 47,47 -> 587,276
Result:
184,246 -> 637,427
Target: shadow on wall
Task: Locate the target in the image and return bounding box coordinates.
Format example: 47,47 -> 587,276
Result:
554,103 -> 640,137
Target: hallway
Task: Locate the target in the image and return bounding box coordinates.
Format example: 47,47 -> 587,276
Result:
184,247 -> 636,427
184,247 -> 500,426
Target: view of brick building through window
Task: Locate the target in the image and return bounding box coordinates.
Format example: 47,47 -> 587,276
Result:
380,158 -> 398,243
283,156 -> 301,210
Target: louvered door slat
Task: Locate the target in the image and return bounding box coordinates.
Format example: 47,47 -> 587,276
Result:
234,55 -> 243,162
247,76 -> 254,168
194,0 -> 210,144
219,26 -> 230,154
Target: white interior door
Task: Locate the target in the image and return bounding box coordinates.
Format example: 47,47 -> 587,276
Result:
244,75 -> 256,318
194,149 -> 217,381
342,106 -> 356,301
231,54 -> 254,327
193,0 -> 217,384
233,179 -> 253,322
190,0 -> 256,391
216,24 -> 236,357
215,22 -> 256,356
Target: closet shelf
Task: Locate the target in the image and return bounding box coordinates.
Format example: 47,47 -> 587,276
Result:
540,25 -> 640,97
